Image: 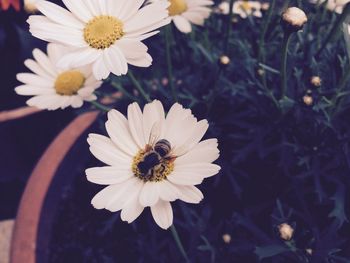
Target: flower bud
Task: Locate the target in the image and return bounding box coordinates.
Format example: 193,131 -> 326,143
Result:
303,95 -> 313,106
310,76 -> 322,87
219,55 -> 231,66
278,223 -> 294,240
222,234 -> 231,244
282,7 -> 308,33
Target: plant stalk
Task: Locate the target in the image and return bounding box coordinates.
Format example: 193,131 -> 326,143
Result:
170,224 -> 190,263
128,71 -> 151,102
315,3 -> 350,58
165,25 -> 178,102
280,32 -> 293,99
89,101 -> 111,112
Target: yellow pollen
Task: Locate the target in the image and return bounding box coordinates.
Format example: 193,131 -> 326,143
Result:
132,150 -> 175,182
168,0 -> 188,16
54,70 -> 85,96
84,15 -> 124,49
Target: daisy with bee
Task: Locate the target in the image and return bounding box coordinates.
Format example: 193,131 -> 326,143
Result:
86,100 -> 221,230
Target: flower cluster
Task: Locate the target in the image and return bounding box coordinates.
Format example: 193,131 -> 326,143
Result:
10,0 -> 350,260
14,0 -> 221,231
16,0 -> 215,109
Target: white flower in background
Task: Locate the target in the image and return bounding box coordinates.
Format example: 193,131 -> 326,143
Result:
310,0 -> 350,14
218,1 -> 263,18
86,100 -> 220,229
27,0 -> 170,80
150,0 -> 213,33
15,44 -> 102,111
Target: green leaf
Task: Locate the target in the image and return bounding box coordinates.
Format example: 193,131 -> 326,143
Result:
254,244 -> 290,260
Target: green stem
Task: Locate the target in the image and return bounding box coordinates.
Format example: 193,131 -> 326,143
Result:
170,225 -> 190,263
280,32 -> 293,99
110,81 -> 139,102
128,71 -> 151,102
258,0 -> 276,64
165,25 -> 177,102
330,65 -> 350,117
223,0 -> 235,53
257,0 -> 278,108
315,3 -> 350,58
89,101 -> 111,112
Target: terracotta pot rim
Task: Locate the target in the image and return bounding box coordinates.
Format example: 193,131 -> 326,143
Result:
10,111 -> 99,263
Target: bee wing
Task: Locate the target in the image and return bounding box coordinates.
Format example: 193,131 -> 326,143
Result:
148,121 -> 161,147
169,145 -> 188,158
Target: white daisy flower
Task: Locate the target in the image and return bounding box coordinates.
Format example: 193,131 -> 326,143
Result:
86,100 -> 220,229
15,43 -> 102,111
309,0 -> 350,14
27,0 -> 171,80
150,0 -> 213,33
218,1 -> 262,18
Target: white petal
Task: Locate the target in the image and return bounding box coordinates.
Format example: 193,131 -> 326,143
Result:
36,1 -> 84,29
32,48 -> 57,76
150,200 -> 173,230
120,196 -> 144,223
58,48 -> 101,69
106,178 -> 143,212
173,120 -> 209,156
142,100 -> 165,143
86,166 -> 133,185
103,46 -> 128,76
139,181 -> 160,207
24,59 -> 54,79
87,133 -> 132,166
61,0 -> 93,22
167,170 -> 204,186
158,180 -> 179,202
175,139 -> 219,165
175,163 -> 221,178
173,16 -> 192,33
16,73 -> 53,88
92,56 -> 110,80
15,85 -> 54,96
105,109 -> 139,156
176,185 -> 204,204
128,102 -> 146,148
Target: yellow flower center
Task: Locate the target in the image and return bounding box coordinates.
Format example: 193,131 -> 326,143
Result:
84,15 -> 124,49
132,149 -> 175,182
168,0 -> 188,16
54,70 -> 85,96
240,2 -> 252,12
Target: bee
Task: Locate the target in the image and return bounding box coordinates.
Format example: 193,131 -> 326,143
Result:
137,139 -> 172,178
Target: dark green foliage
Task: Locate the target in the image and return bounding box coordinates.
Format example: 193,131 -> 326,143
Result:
11,0 -> 350,262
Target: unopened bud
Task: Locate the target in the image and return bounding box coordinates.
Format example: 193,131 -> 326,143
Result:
222,234 -> 231,244
278,223 -> 294,241
219,55 -> 231,66
310,76 -> 322,87
282,7 -> 308,32
303,95 -> 313,106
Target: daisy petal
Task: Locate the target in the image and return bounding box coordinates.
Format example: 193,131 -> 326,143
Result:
86,166 -> 133,185
150,200 -> 173,230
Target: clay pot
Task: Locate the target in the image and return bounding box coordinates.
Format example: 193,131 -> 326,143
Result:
10,111 -> 99,263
